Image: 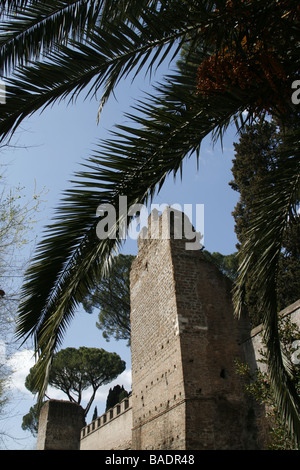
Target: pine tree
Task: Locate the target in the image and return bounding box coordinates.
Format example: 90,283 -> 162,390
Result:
105,385 -> 129,411
92,406 -> 98,421
230,119 -> 300,326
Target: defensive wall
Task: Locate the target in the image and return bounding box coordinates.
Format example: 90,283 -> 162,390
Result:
80,395 -> 132,450
36,208 -> 300,450
130,208 -> 258,450
242,299 -> 300,375
79,300 -> 300,451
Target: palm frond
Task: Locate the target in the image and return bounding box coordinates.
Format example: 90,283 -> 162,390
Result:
0,1 -> 102,72
0,4 -> 205,142
16,55 -> 247,400
0,1 -> 162,71
233,128 -> 300,446
0,0 -> 190,74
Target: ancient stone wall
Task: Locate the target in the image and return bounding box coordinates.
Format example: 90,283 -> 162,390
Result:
36,400 -> 85,450
37,208 -> 299,451
80,396 -> 132,450
130,233 -> 187,449
130,208 -> 260,450
78,295 -> 299,451
242,299 -> 300,374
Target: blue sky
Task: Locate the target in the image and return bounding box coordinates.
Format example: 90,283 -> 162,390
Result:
0,66 -> 241,449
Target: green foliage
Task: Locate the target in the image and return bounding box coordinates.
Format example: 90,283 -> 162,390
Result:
277,222 -> 300,313
230,120 -> 279,245
232,122 -> 300,443
105,384 -> 129,411
202,250 -> 239,283
82,254 -> 134,345
21,403 -> 41,437
236,317 -> 300,449
0,173 -> 44,425
92,406 -> 98,421
25,347 -> 126,417
230,119 -> 300,326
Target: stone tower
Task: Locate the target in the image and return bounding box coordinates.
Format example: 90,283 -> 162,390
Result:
130,208 -> 259,450
36,400 -> 85,450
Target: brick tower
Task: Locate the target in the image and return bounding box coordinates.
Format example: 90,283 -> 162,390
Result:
130,208 -> 260,450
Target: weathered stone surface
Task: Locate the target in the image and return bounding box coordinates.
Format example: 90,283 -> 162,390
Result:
80,396 -> 132,450
36,400 -> 85,450
130,208 -> 261,450
38,209 -> 299,450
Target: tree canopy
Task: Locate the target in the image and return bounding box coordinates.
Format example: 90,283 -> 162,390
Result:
230,118 -> 300,326
81,254 -> 134,345
0,169 -> 43,444
0,0 -> 299,445
105,384 -> 129,412
25,346 -> 126,417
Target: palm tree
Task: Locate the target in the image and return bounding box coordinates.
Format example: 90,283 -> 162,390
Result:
0,0 -> 299,445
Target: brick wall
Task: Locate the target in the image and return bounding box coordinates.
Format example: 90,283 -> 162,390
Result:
78,295 -> 299,450
36,400 -> 85,450
130,208 -> 261,450
130,226 -> 186,449
40,208 -> 298,450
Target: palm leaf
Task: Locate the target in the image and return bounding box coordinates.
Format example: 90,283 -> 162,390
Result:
233,127 -> 300,446
16,55 -> 248,400
0,4 -> 205,142
0,0 -> 162,73
0,0 -> 102,71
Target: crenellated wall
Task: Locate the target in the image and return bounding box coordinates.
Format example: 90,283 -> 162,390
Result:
80,395 -> 132,450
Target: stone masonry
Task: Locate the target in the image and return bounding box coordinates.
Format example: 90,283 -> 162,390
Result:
38,207 -> 294,450
130,208 -> 260,450
36,399 -> 85,450
80,396 -> 132,450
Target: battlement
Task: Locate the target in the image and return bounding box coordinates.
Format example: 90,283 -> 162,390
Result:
81,395 -> 131,439
80,395 -> 132,450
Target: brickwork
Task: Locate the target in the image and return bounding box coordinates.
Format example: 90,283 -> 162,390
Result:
36,400 -> 85,450
130,208 -> 260,450
130,227 -> 186,449
39,208 -> 291,450
77,290 -> 299,450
